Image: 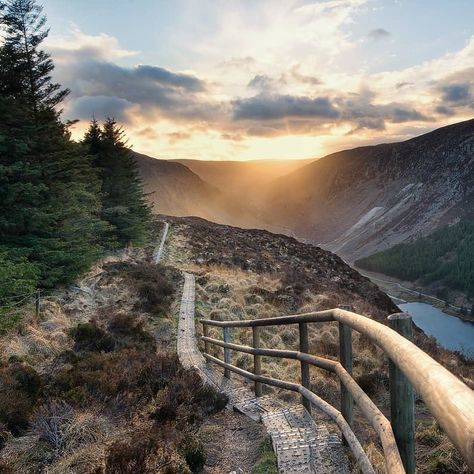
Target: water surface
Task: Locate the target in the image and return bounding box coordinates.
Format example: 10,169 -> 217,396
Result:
399,302 -> 474,356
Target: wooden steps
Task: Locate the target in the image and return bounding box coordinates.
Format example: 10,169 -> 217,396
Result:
176,272 -> 349,473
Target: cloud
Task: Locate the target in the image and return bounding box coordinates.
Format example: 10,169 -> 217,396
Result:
440,83 -> 471,102
137,127 -> 159,140
48,30 -> 219,125
167,131 -> 192,142
290,65 -> 321,86
134,65 -> 205,92
233,94 -> 340,121
247,74 -> 286,92
46,27 -> 138,61
219,56 -> 256,70
368,28 -> 391,40
435,105 -> 454,116
68,95 -> 138,123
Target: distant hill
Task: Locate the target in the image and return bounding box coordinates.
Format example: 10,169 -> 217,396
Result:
261,119 -> 474,260
175,158 -> 313,199
355,220 -> 474,300
134,119 -> 474,263
133,152 -> 263,228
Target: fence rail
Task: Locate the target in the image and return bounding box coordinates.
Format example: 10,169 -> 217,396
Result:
200,307 -> 474,474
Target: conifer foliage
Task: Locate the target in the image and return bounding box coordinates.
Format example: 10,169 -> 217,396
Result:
0,0 -> 151,299
356,220 -> 474,298
84,118 -> 151,247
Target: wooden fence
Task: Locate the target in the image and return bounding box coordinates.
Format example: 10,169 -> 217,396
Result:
200,307 -> 474,474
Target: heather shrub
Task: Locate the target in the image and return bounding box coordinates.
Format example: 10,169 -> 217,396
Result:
108,313 -> 156,349
152,370 -> 227,424
70,321 -> 115,353
0,363 -> 42,435
180,436 -> 205,473
104,437 -> 157,473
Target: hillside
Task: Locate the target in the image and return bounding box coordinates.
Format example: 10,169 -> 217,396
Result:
355,220 -> 474,302
137,120 -> 474,264
261,119 -> 474,260
175,158 -> 313,199
133,152 -> 262,229
161,216 -> 473,473
0,216 -> 472,472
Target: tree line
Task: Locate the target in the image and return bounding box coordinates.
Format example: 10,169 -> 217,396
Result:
0,0 -> 151,301
356,220 -> 474,299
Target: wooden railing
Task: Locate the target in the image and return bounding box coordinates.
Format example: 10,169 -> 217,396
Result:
200,307 -> 474,474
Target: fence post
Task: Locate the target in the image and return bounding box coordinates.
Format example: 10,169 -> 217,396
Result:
252,326 -> 262,397
35,289 -> 41,325
202,323 -> 210,355
299,322 -> 311,413
338,305 -> 353,439
388,312 -> 415,474
223,327 -> 231,379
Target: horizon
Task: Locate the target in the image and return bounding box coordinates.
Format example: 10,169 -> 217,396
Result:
135,116 -> 474,162
41,0 -> 474,161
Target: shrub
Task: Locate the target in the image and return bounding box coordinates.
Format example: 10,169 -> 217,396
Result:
180,437 -> 205,473
31,400 -> 74,451
0,389 -> 35,435
152,370 -> 227,424
70,322 -> 115,353
0,362 -> 42,435
107,313 -> 155,349
356,371 -> 388,397
50,350 -> 179,406
105,438 -> 157,473
129,263 -> 177,314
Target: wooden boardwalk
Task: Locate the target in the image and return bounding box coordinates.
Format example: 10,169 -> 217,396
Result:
177,272 -> 350,474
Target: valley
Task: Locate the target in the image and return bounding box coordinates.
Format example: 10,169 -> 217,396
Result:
136,119 -> 474,312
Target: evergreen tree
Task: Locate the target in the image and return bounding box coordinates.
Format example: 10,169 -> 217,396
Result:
0,0 -> 108,289
83,118 -> 151,247
1,0 -> 68,120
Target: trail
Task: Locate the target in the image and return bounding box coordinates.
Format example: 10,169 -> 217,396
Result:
153,221 -> 169,263
176,272 -> 349,474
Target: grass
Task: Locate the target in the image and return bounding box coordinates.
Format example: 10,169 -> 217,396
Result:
164,217 -> 474,474
0,249 -> 226,473
251,437 -> 278,474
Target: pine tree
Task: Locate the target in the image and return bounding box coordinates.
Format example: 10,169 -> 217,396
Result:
0,0 -> 108,288
83,118 -> 151,247
1,0 -> 68,121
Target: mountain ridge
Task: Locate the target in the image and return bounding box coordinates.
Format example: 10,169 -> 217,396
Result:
135,118 -> 474,261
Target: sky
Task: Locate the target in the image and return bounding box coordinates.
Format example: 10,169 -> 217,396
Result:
41,0 -> 474,161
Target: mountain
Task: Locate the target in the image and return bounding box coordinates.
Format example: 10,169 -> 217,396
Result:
133,152 -> 262,228
261,119 -> 474,260
355,220 -> 474,302
135,119 -> 474,263
174,158 -> 313,199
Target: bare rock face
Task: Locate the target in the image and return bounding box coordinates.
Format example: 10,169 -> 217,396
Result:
263,119 -> 474,260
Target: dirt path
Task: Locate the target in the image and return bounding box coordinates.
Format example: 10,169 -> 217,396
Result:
153,221 -> 169,263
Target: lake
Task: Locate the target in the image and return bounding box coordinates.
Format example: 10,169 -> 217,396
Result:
399,302 -> 474,356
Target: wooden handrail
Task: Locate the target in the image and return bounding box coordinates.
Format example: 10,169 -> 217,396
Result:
203,352 -> 376,474
202,335 -> 402,472
200,308 -> 474,472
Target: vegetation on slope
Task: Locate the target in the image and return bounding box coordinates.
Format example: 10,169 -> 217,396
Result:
0,251 -> 228,472
355,220 -> 474,300
164,216 -> 473,473
0,0 -> 150,303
